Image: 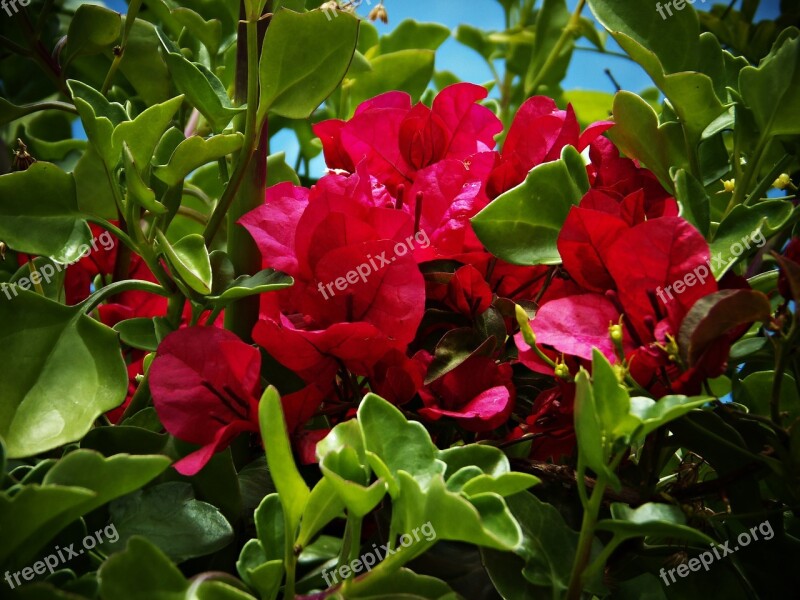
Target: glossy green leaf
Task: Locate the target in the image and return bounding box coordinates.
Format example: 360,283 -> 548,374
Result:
438,444 -> 510,479
378,19 -> 450,54
607,91 -> 687,191
154,133 -> 244,187
674,169 -> 711,237
259,386 -> 310,538
209,269 -> 294,303
296,477 -> 345,546
254,493 -> 286,560
627,395 -> 712,441
358,393 -> 445,491
740,31 -> 800,136
105,482 -> 234,562
68,80 -> 128,167
394,471 -> 521,552
98,536 -> 189,600
483,492 -> 599,595
526,0 -> 571,94
63,4 -> 121,68
596,502 -> 716,545
266,152 -> 301,186
158,30 -> 243,133
123,144 -> 165,215
345,567 -> 456,598
709,200 -> 794,276
574,369 -> 620,489
0,162 -> 92,263
347,49 -> 435,110
461,472 -> 540,498
588,0 -> 699,74
0,486 -> 95,568
157,232 -> 213,295
258,8 -> 359,120
114,318 -> 159,351
471,146 -> 588,265
0,291 -> 127,458
112,95 -> 184,172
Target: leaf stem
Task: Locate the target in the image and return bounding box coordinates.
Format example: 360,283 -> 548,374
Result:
101,0 -> 143,95
525,0 -> 585,96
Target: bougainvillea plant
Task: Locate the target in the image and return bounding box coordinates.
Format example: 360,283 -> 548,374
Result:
2,0 -> 800,598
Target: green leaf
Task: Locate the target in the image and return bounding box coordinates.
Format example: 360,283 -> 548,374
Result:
0,163 -> 92,263
296,477 -> 345,546
258,8 -> 359,120
112,95 -> 184,173
254,493 -> 286,560
267,152 -> 301,186
171,8 -> 222,56
63,4 -> 121,68
455,24 -> 495,61
0,291 -> 127,458
588,0 -> 699,74
607,91 -> 687,191
673,169 -> 711,237
738,371 -> 800,422
526,0 -> 571,94
709,200 -> 795,276
574,369 -> 620,490
157,232 -> 213,295
158,29 -> 243,133
471,146 -> 588,265
320,449 -> 386,518
394,471 -> 521,552
0,485 -> 96,568
209,269 -> 294,303
591,349 -> 630,436
740,31 -> 800,136
347,49 -> 435,110
118,21 -> 173,106
378,20 -> 451,54
482,492 -> 598,595
627,395 -> 712,441
358,393 -> 445,491
345,567 -> 456,599
105,482 -> 234,562
154,133 -> 244,187
596,502 -> 716,545
98,537 -> 189,600
562,90 -> 614,126
68,80 -> 128,167
438,445 -> 510,479
123,144 -> 166,215
259,386 -> 310,538
114,318 -> 159,351
461,472 -> 540,498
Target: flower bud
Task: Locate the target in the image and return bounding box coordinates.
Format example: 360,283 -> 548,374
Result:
368,3 -> 388,23
773,173 -> 792,190
515,304 -> 535,346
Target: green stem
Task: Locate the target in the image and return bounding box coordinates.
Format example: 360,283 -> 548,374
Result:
726,132 -> 773,214
80,280 -> 169,314
120,369 -> 151,421
221,15 -> 268,341
566,475 -> 606,600
771,311 -> 799,424
101,0 -> 142,95
525,0 -> 586,96
203,15 -> 263,246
